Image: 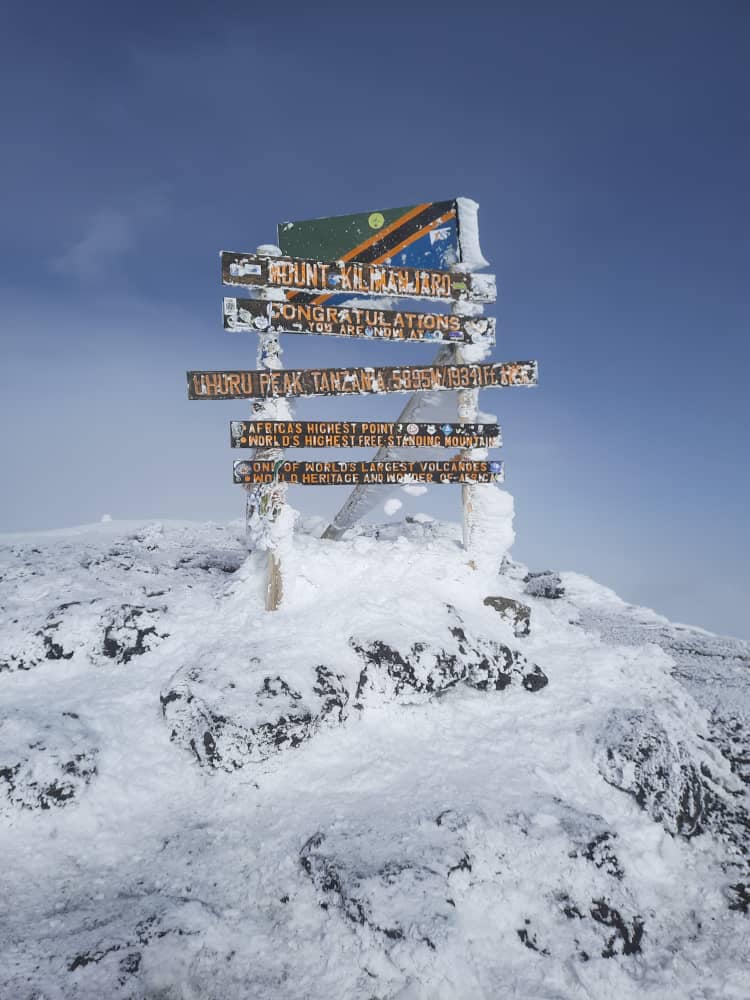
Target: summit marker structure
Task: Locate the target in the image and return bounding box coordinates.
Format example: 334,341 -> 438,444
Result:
186,198 -> 538,608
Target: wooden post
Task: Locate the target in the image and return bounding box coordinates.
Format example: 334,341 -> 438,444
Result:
453,304 -> 488,556
244,244 -> 292,611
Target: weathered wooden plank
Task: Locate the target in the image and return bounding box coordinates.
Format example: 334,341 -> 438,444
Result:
187,361 -> 537,400
230,420 -> 502,450
223,297 -> 495,346
233,459 -> 505,486
220,251 -> 496,304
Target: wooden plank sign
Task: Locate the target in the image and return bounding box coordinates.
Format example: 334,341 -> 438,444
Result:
187,361 -> 537,400
230,420 -> 502,450
233,459 -> 505,486
223,297 -> 495,347
220,251 -> 496,304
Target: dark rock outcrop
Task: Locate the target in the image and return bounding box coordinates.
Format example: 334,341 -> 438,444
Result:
1,600 -> 169,673
100,604 -> 169,664
160,660 -> 349,771
524,571 -> 565,600
596,708 -> 713,838
596,707 -> 750,903
0,710 -> 98,813
483,596 -> 531,636
351,606 -> 547,706
162,607 -> 547,770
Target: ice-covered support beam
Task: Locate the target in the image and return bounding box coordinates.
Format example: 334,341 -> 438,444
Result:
244,244 -> 296,611
321,343 -> 455,540
453,299 -> 492,554
453,200 -> 492,555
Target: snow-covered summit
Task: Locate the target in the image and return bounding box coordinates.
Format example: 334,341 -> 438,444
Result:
1,514 -> 748,998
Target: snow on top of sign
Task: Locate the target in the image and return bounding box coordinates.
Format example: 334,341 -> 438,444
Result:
456,197 -> 490,271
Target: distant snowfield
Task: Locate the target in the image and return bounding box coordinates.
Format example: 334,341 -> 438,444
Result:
0,512 -> 748,999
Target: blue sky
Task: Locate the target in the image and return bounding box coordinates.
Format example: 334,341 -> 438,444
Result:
1,2 -> 748,638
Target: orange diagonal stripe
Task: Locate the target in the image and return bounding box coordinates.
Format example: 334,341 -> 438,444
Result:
374,209 -> 457,265
284,203 -> 431,305
338,203 -> 432,263
308,208 -> 457,305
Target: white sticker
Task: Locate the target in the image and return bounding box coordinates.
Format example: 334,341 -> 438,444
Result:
233,262 -> 262,276
429,227 -> 451,244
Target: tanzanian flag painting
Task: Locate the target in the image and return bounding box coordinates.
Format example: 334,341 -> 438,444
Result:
277,198 -> 487,305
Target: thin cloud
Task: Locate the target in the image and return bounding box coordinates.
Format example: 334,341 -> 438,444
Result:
51,191 -> 167,281
52,210 -> 134,280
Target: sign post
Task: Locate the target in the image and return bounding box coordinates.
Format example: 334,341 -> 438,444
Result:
243,246 -> 291,611
452,297 -> 489,555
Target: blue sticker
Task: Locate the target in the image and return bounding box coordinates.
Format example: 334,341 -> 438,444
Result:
441,424 -> 453,435
489,461 -> 502,473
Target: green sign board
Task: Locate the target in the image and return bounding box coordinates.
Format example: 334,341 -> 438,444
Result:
278,200 -> 461,271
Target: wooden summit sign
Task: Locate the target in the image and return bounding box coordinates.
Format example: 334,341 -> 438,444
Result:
230,420 -> 502,450
187,361 -> 537,400
223,297 -> 495,347
233,459 -> 505,486
221,251 -> 496,304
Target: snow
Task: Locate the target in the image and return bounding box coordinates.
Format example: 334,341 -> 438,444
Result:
384,498 -> 403,516
455,197 -> 489,272
0,516 -> 748,998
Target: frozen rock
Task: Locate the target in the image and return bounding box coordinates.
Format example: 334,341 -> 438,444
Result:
1,600 -> 169,673
0,710 -> 98,813
595,707 -> 750,863
596,708 -> 711,837
162,608 -> 547,770
524,571 -> 565,599
100,604 -> 169,664
300,825 -> 461,953
483,595 -> 532,636
160,660 -> 349,771
351,606 -> 547,704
